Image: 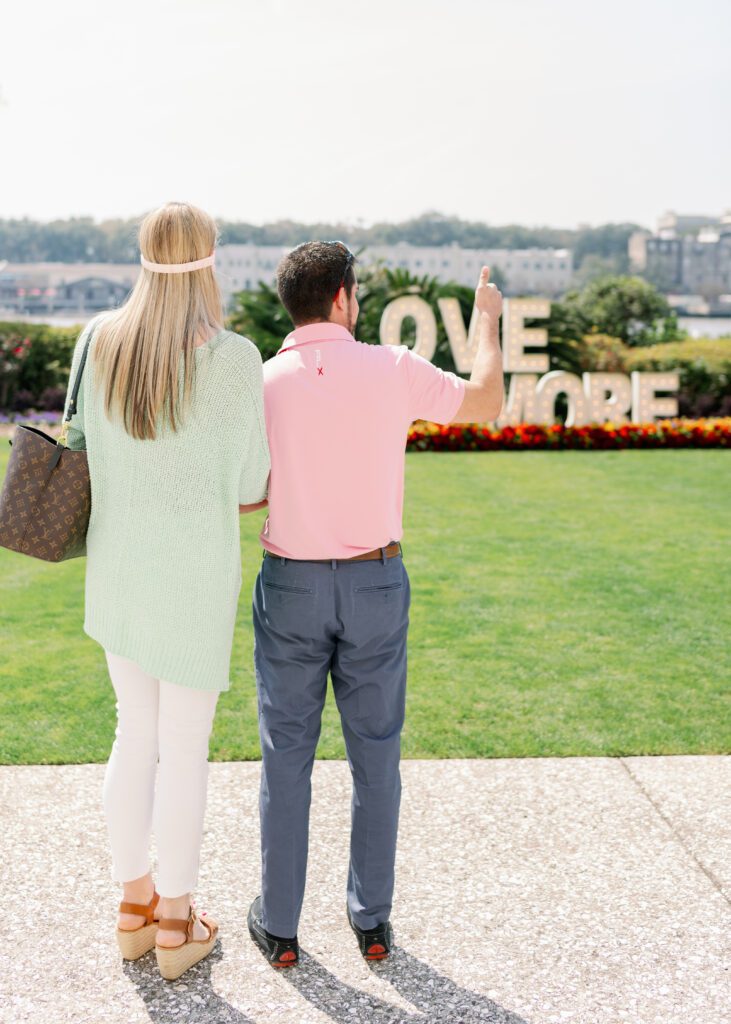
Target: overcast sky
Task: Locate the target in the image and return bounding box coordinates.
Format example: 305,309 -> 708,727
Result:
0,0 -> 728,230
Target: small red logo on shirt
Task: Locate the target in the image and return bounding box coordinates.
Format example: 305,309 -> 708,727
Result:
317,367 -> 324,375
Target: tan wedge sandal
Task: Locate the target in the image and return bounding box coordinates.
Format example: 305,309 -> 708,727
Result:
116,891 -> 160,960
155,907 -> 219,981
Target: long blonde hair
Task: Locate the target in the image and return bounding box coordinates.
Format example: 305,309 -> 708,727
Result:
93,202 -> 224,440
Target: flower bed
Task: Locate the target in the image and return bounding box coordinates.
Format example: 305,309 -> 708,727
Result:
3,414 -> 730,449
0,411 -> 64,426
0,412 -> 64,439
406,419 -> 731,451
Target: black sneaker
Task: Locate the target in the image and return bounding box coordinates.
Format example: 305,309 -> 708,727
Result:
346,904 -> 393,961
247,896 -> 299,968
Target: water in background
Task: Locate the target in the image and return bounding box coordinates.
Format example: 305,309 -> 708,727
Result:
3,312 -> 731,339
677,317 -> 731,339
0,312 -> 88,328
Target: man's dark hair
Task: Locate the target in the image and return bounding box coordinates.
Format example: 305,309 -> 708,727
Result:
276,241 -> 357,326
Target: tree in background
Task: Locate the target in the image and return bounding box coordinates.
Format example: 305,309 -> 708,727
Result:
0,217 -> 138,263
571,254 -> 626,287
226,282 -> 291,361
355,262 -> 506,372
532,275 -> 683,370
569,275 -> 681,345
571,224 -> 636,275
228,269 -> 676,378
227,262 -> 507,374
3,273 -> 728,417
0,214 -> 639,281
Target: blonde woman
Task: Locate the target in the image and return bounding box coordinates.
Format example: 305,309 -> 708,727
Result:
61,202 -> 270,980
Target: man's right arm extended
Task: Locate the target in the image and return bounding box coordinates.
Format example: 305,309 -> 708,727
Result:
450,266 -> 504,424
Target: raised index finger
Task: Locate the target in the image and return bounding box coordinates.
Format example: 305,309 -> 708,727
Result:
479,266 -> 491,286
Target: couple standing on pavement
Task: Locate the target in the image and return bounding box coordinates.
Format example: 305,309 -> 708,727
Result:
61,201 -> 504,982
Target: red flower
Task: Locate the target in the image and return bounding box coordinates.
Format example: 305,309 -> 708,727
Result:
405,417 -> 731,452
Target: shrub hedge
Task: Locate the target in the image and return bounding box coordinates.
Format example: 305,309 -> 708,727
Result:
0,321 -> 79,411
625,339 -> 731,418
2,320 -> 730,420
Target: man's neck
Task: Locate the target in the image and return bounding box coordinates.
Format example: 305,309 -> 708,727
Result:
294,318 -> 345,330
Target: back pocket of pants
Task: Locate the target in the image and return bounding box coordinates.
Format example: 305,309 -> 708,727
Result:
263,581 -> 314,595
353,581 -> 404,593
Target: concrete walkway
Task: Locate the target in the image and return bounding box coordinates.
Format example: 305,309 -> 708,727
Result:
0,757 -> 729,1024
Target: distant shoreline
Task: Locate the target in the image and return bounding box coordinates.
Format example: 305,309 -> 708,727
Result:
2,311 -> 730,339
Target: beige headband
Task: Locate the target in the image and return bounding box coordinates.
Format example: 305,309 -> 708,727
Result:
140,253 -> 215,274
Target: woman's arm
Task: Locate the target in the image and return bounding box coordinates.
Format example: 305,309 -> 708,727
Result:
236,346 -> 271,509
239,499 -> 268,515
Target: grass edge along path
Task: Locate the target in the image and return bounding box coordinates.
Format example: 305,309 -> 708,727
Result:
1,448 -> 729,763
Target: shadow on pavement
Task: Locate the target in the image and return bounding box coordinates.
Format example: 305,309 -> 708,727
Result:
282,947 -> 530,1024
122,941 -> 255,1024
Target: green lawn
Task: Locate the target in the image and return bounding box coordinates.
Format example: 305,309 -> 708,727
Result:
1,446 -> 729,763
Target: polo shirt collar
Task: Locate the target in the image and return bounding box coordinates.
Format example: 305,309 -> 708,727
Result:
280,322 -> 356,351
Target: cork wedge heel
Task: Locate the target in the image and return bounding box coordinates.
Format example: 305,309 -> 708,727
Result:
116,891 -> 160,960
155,909 -> 219,981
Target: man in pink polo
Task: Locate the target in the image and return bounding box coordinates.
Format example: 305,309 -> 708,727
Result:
247,241 -> 503,968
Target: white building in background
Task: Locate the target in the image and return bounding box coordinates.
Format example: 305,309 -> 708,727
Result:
0,263 -> 138,317
215,242 -> 573,307
0,243 -> 574,319
656,211 -> 723,236
215,245 -> 289,305
629,210 -> 731,299
361,243 -> 572,296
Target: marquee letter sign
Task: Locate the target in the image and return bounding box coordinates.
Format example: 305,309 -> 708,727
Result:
502,299 -> 551,374
584,373 -> 633,423
534,371 -> 588,428
437,297 -> 481,374
379,296 -> 437,362
378,294 -> 679,425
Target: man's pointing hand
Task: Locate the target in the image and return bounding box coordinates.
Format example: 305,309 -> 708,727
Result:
475,265 -> 503,319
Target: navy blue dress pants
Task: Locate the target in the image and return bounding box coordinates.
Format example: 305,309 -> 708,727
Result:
252,548 -> 410,937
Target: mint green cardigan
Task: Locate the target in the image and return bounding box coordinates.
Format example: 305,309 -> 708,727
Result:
62,322 -> 270,691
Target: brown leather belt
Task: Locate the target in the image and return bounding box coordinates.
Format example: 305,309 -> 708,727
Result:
265,541 -> 402,564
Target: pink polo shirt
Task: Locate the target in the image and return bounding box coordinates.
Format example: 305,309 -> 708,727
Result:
259,322 -> 466,559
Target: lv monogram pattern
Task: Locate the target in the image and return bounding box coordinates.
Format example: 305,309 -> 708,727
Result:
0,426 -> 90,562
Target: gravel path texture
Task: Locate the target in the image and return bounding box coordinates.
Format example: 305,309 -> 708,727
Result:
1,757 -> 729,1024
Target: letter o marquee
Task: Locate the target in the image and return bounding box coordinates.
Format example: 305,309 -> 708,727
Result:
379,295 -> 437,361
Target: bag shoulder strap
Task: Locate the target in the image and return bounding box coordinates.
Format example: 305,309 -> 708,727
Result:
64,319 -> 99,423
56,319 -> 101,449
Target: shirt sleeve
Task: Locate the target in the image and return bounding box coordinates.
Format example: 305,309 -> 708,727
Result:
237,347 -> 271,504
61,320 -> 96,450
403,348 -> 466,424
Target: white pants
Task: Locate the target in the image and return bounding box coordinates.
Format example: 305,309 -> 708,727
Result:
102,651 -> 219,898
